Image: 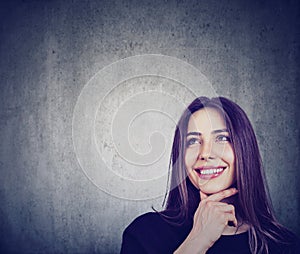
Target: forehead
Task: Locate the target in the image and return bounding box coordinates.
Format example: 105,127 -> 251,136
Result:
187,107 -> 226,131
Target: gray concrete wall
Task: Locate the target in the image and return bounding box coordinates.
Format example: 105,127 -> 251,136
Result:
0,0 -> 299,253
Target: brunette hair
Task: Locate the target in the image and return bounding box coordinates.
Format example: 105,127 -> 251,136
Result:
162,96 -> 296,254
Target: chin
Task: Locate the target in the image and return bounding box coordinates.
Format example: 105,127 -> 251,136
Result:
199,181 -> 237,195
201,188 -> 224,195
199,185 -> 230,195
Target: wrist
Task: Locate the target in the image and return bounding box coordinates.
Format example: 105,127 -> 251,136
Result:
188,229 -> 213,250
174,234 -> 210,254
187,234 -> 211,254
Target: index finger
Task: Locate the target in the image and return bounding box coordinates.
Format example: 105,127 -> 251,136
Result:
206,188 -> 238,202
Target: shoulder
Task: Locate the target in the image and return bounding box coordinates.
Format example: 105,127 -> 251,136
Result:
124,210 -> 192,236
124,212 -> 168,236
286,234 -> 300,254
268,233 -> 300,254
121,212 -> 170,254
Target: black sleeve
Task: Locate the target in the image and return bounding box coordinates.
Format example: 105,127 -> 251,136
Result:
119,212 -> 190,254
120,228 -> 147,254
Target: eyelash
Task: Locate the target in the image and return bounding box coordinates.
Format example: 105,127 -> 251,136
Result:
186,138 -> 200,146
186,135 -> 231,146
216,135 -> 231,142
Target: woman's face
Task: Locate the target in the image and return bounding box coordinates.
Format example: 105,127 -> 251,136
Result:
185,107 -> 236,194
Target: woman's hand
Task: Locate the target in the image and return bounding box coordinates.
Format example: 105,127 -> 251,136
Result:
174,188 -> 238,254
192,188 -> 238,246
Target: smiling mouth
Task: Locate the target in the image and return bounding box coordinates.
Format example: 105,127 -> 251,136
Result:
194,167 -> 226,180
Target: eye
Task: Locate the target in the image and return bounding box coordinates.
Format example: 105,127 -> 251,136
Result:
216,135 -> 231,143
186,137 -> 201,146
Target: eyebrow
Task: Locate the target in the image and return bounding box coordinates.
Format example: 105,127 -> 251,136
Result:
186,128 -> 229,137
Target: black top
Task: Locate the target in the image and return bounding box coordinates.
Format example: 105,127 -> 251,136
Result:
120,212 -> 300,254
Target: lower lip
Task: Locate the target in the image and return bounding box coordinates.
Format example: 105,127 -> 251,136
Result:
195,168 -> 226,180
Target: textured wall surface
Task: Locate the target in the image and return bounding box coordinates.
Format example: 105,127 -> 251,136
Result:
0,0 -> 299,253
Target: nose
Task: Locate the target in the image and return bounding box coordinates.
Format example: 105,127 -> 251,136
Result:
199,140 -> 214,160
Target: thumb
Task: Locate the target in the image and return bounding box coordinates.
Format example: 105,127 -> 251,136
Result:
200,190 -> 208,201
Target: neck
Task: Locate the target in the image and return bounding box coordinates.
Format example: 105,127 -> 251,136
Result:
222,222 -> 249,235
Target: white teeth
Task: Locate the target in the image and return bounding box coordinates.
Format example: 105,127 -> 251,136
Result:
199,168 -> 224,175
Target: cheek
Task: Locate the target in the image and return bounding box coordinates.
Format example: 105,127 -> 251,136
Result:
184,147 -> 199,168
221,146 -> 235,167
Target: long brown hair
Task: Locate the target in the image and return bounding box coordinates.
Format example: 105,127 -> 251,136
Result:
162,97 -> 296,253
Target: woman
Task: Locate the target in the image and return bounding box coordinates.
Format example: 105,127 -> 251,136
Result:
120,97 -> 299,254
